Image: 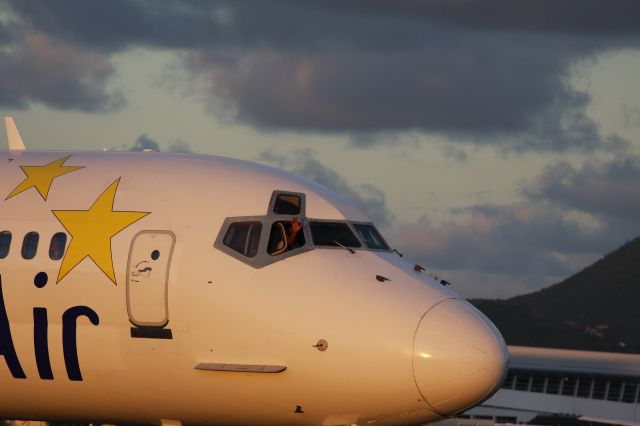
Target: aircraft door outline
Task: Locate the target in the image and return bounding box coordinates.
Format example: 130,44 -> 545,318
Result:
126,230 -> 175,329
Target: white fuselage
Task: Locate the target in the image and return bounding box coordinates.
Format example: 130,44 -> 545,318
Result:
0,151 -> 508,425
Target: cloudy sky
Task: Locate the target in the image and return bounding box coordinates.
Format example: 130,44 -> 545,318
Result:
1,1 -> 639,298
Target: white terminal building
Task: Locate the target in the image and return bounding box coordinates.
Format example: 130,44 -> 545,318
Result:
445,346 -> 640,425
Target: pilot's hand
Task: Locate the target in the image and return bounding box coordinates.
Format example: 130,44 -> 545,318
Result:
291,216 -> 302,234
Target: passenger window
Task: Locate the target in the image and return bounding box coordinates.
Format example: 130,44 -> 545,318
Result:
273,194 -> 301,215
22,232 -> 39,260
267,219 -> 305,256
223,222 -> 262,258
310,221 -> 362,248
49,232 -> 67,260
353,223 -> 389,250
0,231 -> 11,259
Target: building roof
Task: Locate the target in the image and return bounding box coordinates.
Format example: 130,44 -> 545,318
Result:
508,346 -> 640,377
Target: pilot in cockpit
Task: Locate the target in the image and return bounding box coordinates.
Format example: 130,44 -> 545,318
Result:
286,216 -> 303,249
268,216 -> 305,256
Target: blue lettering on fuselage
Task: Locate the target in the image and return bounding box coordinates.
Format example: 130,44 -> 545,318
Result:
0,274 -> 99,381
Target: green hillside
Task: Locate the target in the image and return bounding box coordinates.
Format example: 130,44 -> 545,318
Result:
471,236 -> 640,353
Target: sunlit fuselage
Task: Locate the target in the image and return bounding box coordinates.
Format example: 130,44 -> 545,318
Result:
0,151 -> 508,425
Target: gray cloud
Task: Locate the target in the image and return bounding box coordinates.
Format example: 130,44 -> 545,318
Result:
441,145 -> 468,162
391,204 -> 607,277
389,155 -> 640,297
116,134 -> 191,152
258,149 -> 394,227
0,32 -> 124,111
620,103 -> 640,129
388,201 -> 636,298
7,1 -> 640,52
526,155 -> 640,222
187,39 -> 615,152
176,4 -> 636,151
129,134 -> 160,152
3,0 -> 639,149
0,17 -> 18,44
167,139 -> 192,153
115,133 -> 192,153
326,1 -> 640,36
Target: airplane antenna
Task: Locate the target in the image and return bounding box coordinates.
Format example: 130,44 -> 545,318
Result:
5,117 -> 26,151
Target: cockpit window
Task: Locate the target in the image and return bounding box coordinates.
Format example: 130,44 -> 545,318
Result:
215,191 -> 310,268
273,194 -> 301,215
268,222 -> 287,255
268,219 -> 306,256
223,222 -> 262,258
309,221 -> 362,248
353,223 -> 390,250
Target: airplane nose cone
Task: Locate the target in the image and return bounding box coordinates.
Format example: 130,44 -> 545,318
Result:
413,298 -> 508,416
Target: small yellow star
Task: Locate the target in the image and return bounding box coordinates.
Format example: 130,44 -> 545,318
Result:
6,155 -> 84,201
52,178 -> 150,285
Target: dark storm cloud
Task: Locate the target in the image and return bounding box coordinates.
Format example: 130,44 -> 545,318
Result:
189,39 -> 631,151
526,156 -> 640,222
179,1 -> 638,150
190,43 -> 569,133
327,0 -> 640,36
8,0 -> 640,52
258,149 -> 394,227
3,0 -> 640,148
0,32 -> 124,111
5,0 -> 214,52
6,0 -> 379,52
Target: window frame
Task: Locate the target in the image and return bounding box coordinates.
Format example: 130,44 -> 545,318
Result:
214,190 -> 394,268
215,215 -> 313,268
215,190 -> 313,268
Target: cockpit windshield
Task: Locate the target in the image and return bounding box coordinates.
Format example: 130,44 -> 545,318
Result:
268,219 -> 305,256
309,221 -> 362,248
215,190 -> 393,268
353,223 -> 390,250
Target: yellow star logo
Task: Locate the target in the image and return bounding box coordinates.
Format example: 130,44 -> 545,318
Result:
52,178 -> 150,285
6,155 -> 84,201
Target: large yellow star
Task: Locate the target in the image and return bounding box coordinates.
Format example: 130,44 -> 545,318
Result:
6,155 -> 84,201
52,178 -> 150,285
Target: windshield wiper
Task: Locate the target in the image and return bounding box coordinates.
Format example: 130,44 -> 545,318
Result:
331,240 -> 355,254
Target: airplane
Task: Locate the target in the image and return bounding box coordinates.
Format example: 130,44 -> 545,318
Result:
0,117 -> 508,426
